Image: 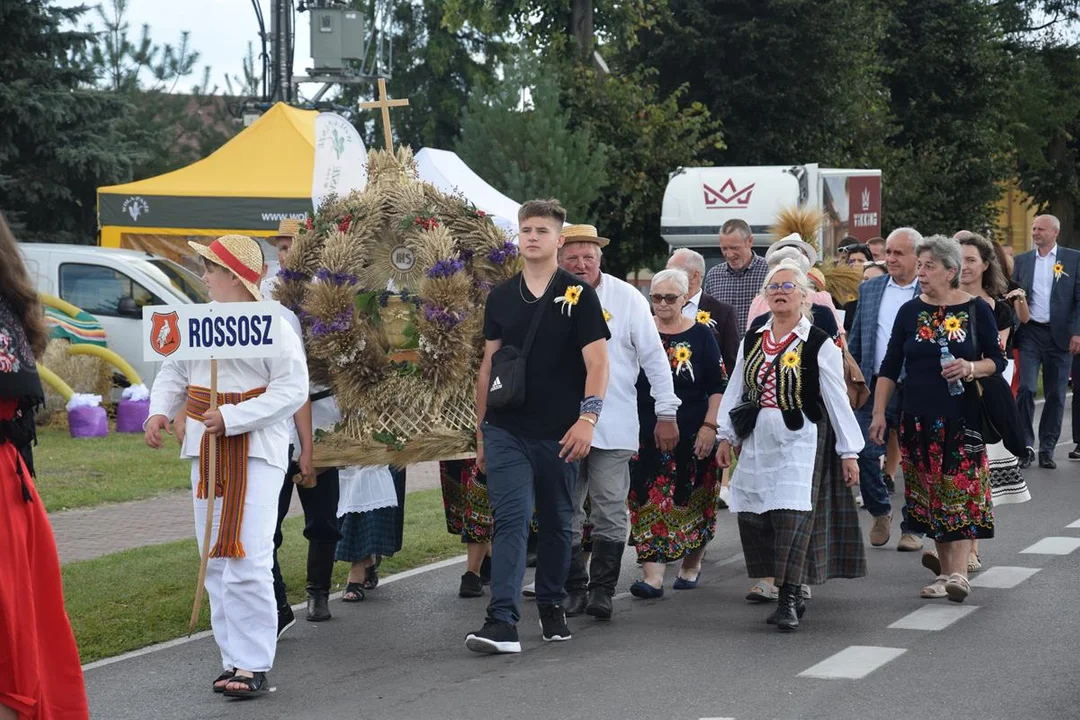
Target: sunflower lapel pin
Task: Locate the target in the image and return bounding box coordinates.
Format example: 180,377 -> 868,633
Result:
555,285 -> 583,316
1054,262 -> 1069,281
942,313 -> 967,342
695,310 -> 716,328
603,308 -> 613,323
780,350 -> 800,375
672,342 -> 695,381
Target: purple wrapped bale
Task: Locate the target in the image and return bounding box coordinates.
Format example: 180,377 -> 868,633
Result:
68,405 -> 108,438
115,398 -> 150,433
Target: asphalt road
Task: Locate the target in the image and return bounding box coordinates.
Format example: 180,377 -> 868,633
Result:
84,416 -> 1079,720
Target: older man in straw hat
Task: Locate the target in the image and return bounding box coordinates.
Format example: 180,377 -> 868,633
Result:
260,218 -> 302,300
145,234 -> 308,698
557,224 -> 680,619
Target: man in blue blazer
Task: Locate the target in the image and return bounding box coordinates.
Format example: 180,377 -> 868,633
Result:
1011,215 -> 1080,469
847,227 -> 923,550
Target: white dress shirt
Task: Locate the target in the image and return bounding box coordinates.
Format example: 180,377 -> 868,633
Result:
681,288 -> 704,319
1030,244 -> 1058,323
874,276 -> 920,376
592,273 -> 681,451
148,306 -> 309,473
717,316 -> 864,513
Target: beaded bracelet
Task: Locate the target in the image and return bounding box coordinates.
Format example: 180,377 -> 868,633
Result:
580,395 -> 604,417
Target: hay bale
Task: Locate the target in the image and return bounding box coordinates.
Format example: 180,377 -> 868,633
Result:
39,340 -> 111,424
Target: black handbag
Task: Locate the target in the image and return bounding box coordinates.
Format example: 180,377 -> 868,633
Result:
728,333 -> 798,440
485,279 -> 553,410
968,300 -> 1026,456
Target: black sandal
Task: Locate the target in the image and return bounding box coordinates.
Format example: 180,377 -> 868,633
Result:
222,671 -> 268,699
363,555 -> 381,590
212,669 -> 235,693
342,581 -> 366,602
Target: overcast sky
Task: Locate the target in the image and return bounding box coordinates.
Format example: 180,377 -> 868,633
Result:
56,0 -> 311,92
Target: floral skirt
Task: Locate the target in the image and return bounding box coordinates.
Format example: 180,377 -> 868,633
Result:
899,414 -> 994,542
628,443 -> 721,564
440,459 -> 492,544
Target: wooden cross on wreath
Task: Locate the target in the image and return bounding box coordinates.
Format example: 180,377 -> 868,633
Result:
359,77 -> 410,152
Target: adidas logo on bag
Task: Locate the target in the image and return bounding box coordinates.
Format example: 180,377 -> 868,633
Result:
490,376 -> 503,392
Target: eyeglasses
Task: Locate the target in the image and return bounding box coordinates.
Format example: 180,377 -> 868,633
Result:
650,293 -> 682,304
765,282 -> 798,295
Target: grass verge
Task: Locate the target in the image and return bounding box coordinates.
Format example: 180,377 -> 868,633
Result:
64,488 -> 463,664
34,427 -> 190,512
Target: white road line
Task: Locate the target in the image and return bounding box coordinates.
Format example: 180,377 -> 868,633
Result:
798,646 -> 906,680
969,566 -> 1041,588
82,554 -> 467,672
699,717 -> 736,720
1066,519 -> 1080,529
888,605 -> 978,631
1020,537 -> 1080,555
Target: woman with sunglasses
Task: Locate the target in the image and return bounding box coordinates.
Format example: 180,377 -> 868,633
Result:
717,260 -> 863,631
626,269 -> 726,598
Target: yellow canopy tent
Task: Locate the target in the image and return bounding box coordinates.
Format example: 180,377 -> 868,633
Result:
97,102 -> 318,264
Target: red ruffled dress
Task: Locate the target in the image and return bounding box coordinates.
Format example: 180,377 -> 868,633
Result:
0,398 -> 89,719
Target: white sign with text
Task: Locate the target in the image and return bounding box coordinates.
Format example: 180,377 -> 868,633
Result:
142,302 -> 282,362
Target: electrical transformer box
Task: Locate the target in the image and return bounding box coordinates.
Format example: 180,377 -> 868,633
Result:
310,8 -> 365,69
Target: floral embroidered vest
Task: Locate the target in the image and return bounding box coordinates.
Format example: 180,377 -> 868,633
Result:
739,325 -> 829,431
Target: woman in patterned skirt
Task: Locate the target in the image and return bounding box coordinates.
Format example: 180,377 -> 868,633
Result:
871,235 -> 1005,603
627,269 -> 726,598
439,459 -> 493,597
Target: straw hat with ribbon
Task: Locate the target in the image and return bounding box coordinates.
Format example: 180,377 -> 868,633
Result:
269,218 -> 301,246
188,235 -> 264,301
561,224 -> 610,248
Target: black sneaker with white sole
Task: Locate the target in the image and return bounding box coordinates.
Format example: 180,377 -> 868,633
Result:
465,618 -> 521,654
1069,445 -> 1080,460
538,604 -> 571,642
277,605 -> 296,639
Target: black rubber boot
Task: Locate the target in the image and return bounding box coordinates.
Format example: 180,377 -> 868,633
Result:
585,540 -> 624,620
563,544 -> 589,617
305,542 -> 336,622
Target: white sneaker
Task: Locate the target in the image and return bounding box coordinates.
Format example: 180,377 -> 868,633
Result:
522,581 -> 536,597
718,485 -> 731,507
854,492 -> 864,508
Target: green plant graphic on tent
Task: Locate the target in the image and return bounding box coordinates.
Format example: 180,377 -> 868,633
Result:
332,128 -> 346,159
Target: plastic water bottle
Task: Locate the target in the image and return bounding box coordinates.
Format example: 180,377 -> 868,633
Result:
939,345 -> 965,396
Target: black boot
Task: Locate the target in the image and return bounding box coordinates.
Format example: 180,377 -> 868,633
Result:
766,586 -> 806,625
564,545 -> 589,617
586,540 -> 624,620
772,584 -> 802,632
305,542 -> 337,622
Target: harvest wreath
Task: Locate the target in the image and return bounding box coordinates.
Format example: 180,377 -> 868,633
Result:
274,147 -> 521,467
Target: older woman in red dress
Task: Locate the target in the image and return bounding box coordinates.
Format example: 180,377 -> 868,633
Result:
0,214 -> 88,720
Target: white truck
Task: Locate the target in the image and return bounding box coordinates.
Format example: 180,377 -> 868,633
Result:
661,164 -> 882,268
19,243 -> 209,386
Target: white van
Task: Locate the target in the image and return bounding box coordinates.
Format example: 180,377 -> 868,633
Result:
19,243 -> 209,386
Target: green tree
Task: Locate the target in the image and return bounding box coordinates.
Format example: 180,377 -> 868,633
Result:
0,0 -> 147,243
455,52 -> 609,223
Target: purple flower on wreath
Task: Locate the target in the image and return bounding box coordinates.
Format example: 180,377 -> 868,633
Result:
377,290 -> 392,307
423,304 -> 465,328
487,242 -> 518,265
310,310 -> 353,336
426,258 -> 466,279
278,268 -> 310,282
315,268 -> 359,286
459,248 -> 475,262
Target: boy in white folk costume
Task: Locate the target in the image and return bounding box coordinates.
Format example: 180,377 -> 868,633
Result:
145,235 -> 308,699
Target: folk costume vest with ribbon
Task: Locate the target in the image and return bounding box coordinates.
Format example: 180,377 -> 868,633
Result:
739,324 -> 829,431
186,385 -> 265,558
0,296 -> 44,502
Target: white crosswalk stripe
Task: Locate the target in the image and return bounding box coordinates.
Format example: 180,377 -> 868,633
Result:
798,646 -> 907,679
1019,537 -> 1080,555
888,605 -> 978,631
968,566 -> 1041,588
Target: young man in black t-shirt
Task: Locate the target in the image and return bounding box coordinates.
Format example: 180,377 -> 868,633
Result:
465,199 -> 610,654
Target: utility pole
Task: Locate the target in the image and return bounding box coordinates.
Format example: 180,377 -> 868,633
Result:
269,0 -> 292,102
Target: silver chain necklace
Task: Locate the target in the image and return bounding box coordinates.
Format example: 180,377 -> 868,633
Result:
519,271 -> 556,304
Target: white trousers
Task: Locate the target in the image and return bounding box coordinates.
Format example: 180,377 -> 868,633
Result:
190,457 -> 281,672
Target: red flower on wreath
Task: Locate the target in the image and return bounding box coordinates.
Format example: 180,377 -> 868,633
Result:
338,214 -> 353,233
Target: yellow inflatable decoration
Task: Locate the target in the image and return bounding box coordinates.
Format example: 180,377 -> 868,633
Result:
66,344 -> 143,386
39,293 -> 84,319
36,364 -> 74,402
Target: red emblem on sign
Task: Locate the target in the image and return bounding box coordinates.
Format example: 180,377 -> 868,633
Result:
703,179 -> 755,209
150,311 -> 181,357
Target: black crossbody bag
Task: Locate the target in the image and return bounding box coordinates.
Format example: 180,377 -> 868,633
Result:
967,300 -> 1025,456
485,281 -> 554,410
729,334 -> 799,439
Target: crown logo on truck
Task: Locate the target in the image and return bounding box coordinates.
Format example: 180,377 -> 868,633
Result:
703,179 -> 755,209
861,188 -> 871,211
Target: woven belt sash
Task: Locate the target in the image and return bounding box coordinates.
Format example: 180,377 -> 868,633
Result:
186,385 -> 266,559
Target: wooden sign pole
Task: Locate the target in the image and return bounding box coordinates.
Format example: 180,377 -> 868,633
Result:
189,358 -> 218,634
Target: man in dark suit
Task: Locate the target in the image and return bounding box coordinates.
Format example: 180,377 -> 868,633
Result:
1011,214 -> 1080,469
667,248 -> 739,372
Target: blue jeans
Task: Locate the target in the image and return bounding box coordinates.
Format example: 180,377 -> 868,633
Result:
855,381 -> 894,519
1016,324 -> 1071,456
482,422 -> 578,625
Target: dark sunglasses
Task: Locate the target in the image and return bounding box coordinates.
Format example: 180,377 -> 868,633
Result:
650,293 -> 682,304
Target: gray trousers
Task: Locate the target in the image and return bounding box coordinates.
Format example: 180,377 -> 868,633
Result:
570,448 -> 636,544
